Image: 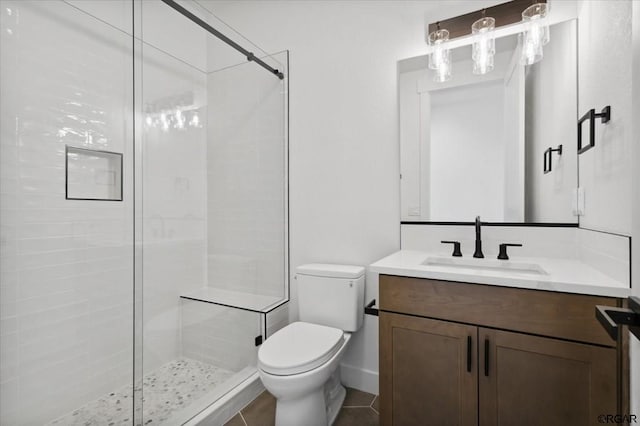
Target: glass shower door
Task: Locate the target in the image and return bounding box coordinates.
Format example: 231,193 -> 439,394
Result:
0,1 -> 288,423
0,1 -> 137,424
137,1 -> 288,424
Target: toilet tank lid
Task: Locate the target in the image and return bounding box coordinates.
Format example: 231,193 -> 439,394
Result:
296,264 -> 365,279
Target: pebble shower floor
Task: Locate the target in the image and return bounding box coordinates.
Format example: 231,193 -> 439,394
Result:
47,358 -> 234,425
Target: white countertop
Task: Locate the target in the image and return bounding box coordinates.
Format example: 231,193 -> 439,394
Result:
369,250 -> 631,298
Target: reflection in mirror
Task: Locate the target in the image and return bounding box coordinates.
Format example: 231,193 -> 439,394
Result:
399,19 -> 578,223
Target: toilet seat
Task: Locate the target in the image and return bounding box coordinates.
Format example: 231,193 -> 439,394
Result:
258,322 -> 345,376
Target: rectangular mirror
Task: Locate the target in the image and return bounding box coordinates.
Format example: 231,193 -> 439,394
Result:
399,19 -> 578,223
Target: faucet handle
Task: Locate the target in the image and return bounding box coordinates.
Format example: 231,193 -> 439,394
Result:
441,241 -> 463,257
497,243 -> 523,260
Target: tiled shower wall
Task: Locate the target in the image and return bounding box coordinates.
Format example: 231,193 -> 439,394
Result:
206,52 -> 287,299
0,2 -> 134,424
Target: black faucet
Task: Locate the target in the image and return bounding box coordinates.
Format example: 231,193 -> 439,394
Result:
473,216 -> 484,258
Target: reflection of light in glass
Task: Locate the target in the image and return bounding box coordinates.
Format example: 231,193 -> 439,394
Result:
144,107 -> 203,131
161,113 -> 169,132
176,110 -> 184,129
6,7 -> 12,16
6,28 -> 12,36
190,112 -> 200,127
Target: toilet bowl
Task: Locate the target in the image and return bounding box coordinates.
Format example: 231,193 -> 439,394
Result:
257,264 -> 365,426
258,322 -> 352,426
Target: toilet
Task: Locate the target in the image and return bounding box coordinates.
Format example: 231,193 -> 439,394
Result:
257,264 -> 365,426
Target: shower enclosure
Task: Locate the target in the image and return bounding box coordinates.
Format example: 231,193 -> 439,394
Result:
0,1 -> 289,424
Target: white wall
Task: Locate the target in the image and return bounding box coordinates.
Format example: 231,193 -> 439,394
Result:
577,0 -> 633,235
576,0 -> 638,412
524,19 -> 578,223
573,0 -> 638,411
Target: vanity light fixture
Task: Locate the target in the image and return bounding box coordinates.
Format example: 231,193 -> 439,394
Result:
519,3 -> 550,65
425,0 -> 550,82
471,12 -> 496,75
428,24 -> 452,82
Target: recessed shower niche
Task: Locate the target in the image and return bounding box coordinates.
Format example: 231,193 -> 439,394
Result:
65,146 -> 123,201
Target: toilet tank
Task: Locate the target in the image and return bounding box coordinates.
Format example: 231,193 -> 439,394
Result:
296,264 -> 365,332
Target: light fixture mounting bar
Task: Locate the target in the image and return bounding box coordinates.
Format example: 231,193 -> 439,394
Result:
427,0 -> 547,40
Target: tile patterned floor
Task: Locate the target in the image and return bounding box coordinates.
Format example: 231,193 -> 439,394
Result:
47,358 -> 234,425
225,387 -> 379,426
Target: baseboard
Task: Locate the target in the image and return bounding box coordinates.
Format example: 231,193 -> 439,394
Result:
186,372 -> 265,425
340,363 -> 379,395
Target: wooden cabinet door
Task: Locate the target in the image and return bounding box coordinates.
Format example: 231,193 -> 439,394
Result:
380,312 -> 478,426
479,328 -> 617,426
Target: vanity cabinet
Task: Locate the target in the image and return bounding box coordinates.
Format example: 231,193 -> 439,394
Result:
380,313 -> 478,425
379,275 -> 625,426
478,327 -> 616,425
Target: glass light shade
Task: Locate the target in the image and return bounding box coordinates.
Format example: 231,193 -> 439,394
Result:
428,29 -> 451,70
472,16 -> 496,75
520,3 -> 550,65
522,3 -> 550,45
519,31 -> 544,65
433,60 -> 451,82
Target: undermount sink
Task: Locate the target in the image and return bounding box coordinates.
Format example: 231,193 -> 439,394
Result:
421,256 -> 548,276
